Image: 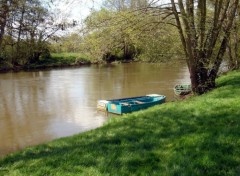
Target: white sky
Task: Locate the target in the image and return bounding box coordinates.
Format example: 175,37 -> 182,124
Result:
56,0 -> 103,21
49,0 -> 103,35
54,0 -> 169,22
51,0 -> 169,34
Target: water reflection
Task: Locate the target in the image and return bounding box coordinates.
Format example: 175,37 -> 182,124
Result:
0,63 -> 189,158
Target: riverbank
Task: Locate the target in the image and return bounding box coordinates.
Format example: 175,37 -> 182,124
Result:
0,53 -> 92,72
0,53 -> 135,73
25,53 -> 92,69
0,70 -> 240,175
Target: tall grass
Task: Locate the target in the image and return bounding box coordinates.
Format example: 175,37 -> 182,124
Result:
0,71 -> 240,176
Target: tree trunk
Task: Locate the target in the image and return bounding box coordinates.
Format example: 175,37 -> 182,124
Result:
14,2 -> 26,65
0,0 -> 9,53
228,20 -> 239,70
170,0 -> 239,95
189,54 -> 216,94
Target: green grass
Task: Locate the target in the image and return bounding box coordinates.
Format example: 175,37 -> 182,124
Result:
25,53 -> 92,69
51,53 -> 92,64
1,71 -> 240,176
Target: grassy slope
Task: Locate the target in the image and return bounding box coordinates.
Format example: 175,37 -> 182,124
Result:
1,71 -> 240,176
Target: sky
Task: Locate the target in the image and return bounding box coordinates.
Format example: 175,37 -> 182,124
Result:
56,0 -> 103,21
47,0 -> 103,35
54,0 -> 169,22
69,0 -> 170,24
51,0 -> 169,35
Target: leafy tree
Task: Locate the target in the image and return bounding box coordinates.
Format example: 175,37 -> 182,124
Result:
82,0 -> 181,63
0,0 -> 68,68
135,24 -> 182,62
226,7 -> 240,70
50,33 -> 83,53
83,9 -> 138,62
167,0 -> 239,94
0,0 -> 13,55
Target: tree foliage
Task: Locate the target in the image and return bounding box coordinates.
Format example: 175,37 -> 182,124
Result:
0,0 -> 65,69
79,0 -> 181,63
50,33 -> 83,53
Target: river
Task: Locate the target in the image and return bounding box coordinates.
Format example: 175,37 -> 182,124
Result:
0,62 -> 190,158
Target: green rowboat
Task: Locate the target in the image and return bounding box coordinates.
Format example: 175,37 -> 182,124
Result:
174,84 -> 192,96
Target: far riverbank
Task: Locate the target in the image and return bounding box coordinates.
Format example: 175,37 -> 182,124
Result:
0,52 -> 137,73
0,53 -> 92,73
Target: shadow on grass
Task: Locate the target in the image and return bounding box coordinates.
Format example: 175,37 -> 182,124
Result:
1,71 -> 240,176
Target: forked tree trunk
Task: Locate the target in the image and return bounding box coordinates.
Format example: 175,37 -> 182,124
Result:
188,55 -> 217,94
170,0 -> 239,94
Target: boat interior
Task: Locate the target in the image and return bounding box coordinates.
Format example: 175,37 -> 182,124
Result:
111,96 -> 153,106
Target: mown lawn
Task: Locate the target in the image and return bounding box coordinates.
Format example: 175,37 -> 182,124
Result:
0,71 -> 240,176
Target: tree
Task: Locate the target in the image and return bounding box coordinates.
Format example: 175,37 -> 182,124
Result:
168,0 -> 239,94
7,0 -> 51,64
0,0 -> 68,68
226,6 -> 240,70
83,9 -> 139,62
0,0 -> 12,55
82,0 -> 181,63
50,33 -> 83,53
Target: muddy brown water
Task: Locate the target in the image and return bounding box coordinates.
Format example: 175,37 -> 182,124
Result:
0,62 -> 190,158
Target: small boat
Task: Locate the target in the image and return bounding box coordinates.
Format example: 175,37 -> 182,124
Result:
174,84 -> 192,96
97,94 -> 166,115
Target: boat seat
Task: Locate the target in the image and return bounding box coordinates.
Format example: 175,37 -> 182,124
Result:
121,102 -> 129,106
135,101 -> 144,104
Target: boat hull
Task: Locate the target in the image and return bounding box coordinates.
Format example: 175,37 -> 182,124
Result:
106,94 -> 166,115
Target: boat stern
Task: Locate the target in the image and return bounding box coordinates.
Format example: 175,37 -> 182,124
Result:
107,102 -> 124,115
97,100 -> 109,111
